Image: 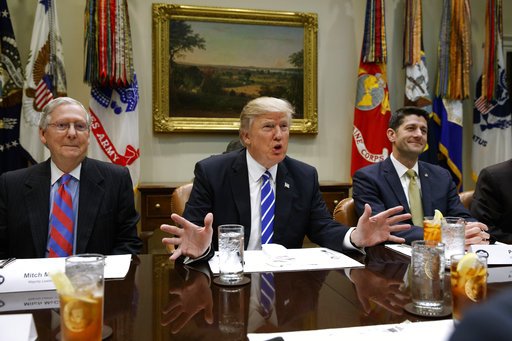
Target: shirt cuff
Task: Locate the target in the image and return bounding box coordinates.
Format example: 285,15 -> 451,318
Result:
342,227 -> 365,254
183,245 -> 212,265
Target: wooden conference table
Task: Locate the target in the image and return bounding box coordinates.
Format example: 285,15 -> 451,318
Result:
2,246 -> 512,340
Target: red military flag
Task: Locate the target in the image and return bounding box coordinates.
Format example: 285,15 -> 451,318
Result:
351,0 -> 391,176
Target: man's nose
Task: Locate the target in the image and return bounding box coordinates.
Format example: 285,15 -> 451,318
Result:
274,126 -> 283,139
67,124 -> 78,137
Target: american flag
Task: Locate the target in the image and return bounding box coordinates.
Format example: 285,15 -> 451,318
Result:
474,96 -> 496,115
35,75 -> 54,111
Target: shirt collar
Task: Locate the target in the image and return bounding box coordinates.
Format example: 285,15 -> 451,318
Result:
50,160 -> 82,185
246,151 -> 278,183
390,154 -> 419,178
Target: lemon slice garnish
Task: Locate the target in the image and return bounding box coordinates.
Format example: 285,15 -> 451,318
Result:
456,253 -> 478,273
50,271 -> 75,295
433,209 -> 443,223
464,278 -> 484,302
63,299 -> 94,332
424,254 -> 441,280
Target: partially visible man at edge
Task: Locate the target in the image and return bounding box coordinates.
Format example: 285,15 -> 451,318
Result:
160,96 -> 412,263
0,97 -> 142,258
471,158 -> 512,244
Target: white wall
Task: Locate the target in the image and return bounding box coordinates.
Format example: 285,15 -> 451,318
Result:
8,0 -> 512,189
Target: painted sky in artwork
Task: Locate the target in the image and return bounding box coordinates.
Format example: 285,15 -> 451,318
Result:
174,21 -> 304,69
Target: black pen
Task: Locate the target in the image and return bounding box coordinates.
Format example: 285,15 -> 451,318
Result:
0,257 -> 16,269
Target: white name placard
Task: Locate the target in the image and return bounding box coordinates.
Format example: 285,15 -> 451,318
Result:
0,254 -> 132,293
469,244 -> 512,265
0,290 -> 60,312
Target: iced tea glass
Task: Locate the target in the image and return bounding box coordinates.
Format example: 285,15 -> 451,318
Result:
423,216 -> 442,242
450,253 -> 487,323
61,254 -> 105,341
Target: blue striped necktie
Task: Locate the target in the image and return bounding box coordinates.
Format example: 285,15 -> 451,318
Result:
48,174 -> 75,257
260,171 -> 275,244
260,272 -> 275,319
260,171 -> 275,318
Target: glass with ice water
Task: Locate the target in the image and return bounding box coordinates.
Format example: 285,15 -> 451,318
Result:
410,240 -> 445,313
441,217 -> 465,266
218,225 -> 244,284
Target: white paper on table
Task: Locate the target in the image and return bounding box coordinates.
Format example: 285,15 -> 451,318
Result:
208,247 -> 364,274
248,319 -> 454,341
385,244 -> 412,257
0,254 -> 132,293
0,314 -> 38,341
104,254 -> 132,279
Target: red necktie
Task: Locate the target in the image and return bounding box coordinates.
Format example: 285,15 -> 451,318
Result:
48,174 -> 74,257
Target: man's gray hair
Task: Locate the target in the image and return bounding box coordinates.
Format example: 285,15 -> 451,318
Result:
39,97 -> 92,130
239,97 -> 294,133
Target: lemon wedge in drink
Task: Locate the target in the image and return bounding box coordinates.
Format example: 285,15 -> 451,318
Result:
50,271 -> 75,295
456,253 -> 478,273
433,209 -> 443,223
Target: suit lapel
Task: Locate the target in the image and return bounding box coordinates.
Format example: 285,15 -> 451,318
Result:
418,162 -> 433,215
383,158 -> 410,212
274,160 -> 293,234
229,151 -> 251,246
76,158 -> 105,253
24,161 -> 52,257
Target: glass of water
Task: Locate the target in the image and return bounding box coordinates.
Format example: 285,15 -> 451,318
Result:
218,225 -> 244,284
410,240 -> 446,313
441,217 -> 465,266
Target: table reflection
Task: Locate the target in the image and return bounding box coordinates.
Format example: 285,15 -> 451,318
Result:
350,246 -> 412,316
161,263 -> 327,340
3,247 -> 512,340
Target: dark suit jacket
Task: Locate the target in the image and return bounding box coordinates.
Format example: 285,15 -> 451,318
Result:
449,289 -> 512,341
471,159 -> 512,243
184,149 -> 350,256
353,157 -> 472,244
0,157 -> 142,258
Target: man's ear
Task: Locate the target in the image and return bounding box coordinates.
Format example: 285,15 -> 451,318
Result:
240,130 -> 250,146
39,128 -> 47,145
386,128 -> 395,143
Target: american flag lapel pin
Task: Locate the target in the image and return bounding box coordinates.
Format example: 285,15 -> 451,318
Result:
284,182 -> 290,188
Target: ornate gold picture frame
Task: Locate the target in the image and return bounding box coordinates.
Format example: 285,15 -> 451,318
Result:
152,4 -> 318,133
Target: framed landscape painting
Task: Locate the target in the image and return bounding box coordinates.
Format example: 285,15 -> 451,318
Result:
152,4 -> 318,133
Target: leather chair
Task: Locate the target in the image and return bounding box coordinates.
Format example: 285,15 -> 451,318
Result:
171,183 -> 193,217
458,190 -> 474,210
333,197 -> 358,227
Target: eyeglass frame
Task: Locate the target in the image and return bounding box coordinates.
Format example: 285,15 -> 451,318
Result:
46,121 -> 90,132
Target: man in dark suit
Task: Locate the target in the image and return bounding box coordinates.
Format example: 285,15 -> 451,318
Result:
161,97 -> 412,262
0,97 -> 141,258
471,158 -> 512,243
449,289 -> 512,341
353,106 -> 489,245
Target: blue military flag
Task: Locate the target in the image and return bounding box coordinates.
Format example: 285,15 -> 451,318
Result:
0,0 -> 31,174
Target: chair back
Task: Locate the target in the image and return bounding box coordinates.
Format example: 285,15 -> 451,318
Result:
458,190 -> 474,210
333,197 -> 358,227
171,183 -> 193,216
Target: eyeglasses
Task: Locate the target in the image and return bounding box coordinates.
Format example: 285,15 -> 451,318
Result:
47,122 -> 89,132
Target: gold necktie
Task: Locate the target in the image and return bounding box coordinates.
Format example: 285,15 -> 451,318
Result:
406,169 -> 424,226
